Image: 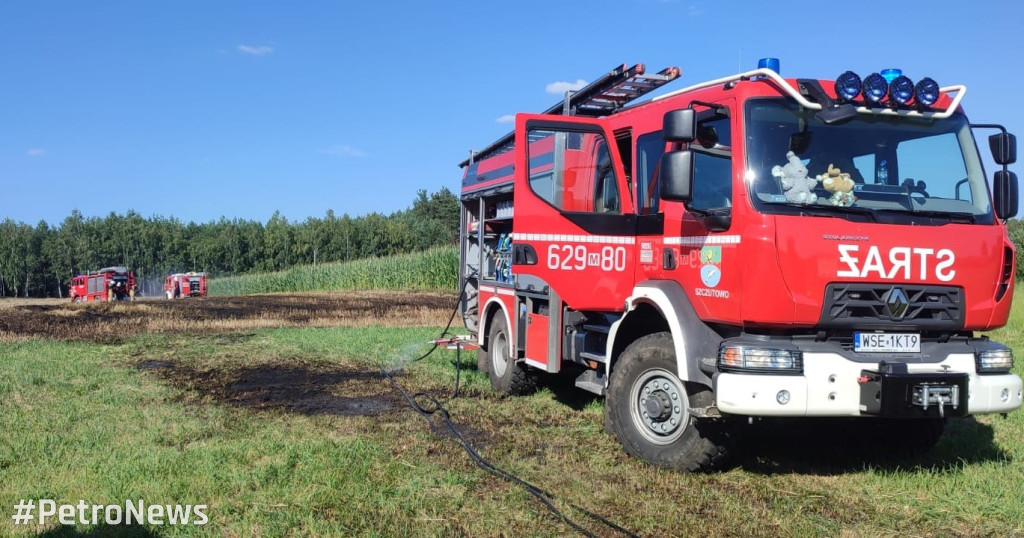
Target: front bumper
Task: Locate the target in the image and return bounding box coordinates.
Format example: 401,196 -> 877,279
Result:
714,352 -> 1022,417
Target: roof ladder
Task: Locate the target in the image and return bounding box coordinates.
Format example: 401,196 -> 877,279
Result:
461,63 -> 681,167
543,63 -> 682,117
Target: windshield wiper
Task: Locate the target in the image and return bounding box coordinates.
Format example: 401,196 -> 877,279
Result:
876,208 -> 976,223
775,202 -> 877,222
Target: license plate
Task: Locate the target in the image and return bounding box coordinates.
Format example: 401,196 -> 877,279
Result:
854,332 -> 920,353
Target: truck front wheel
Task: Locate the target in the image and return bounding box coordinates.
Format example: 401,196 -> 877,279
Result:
607,332 -> 730,471
486,314 -> 538,395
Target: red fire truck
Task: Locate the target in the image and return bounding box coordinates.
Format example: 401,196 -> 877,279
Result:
459,62 -> 1021,470
165,272 -> 207,299
69,266 -> 136,302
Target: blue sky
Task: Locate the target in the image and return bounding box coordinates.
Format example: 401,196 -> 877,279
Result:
2,1 -> 1022,225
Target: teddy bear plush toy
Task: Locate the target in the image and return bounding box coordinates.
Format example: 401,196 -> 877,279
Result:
772,151 -> 818,204
817,164 -> 856,206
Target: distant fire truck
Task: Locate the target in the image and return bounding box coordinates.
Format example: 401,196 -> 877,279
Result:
459,61 -> 1021,470
69,267 -> 136,302
165,272 -> 207,299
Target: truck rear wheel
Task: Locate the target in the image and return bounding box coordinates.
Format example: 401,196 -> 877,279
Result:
606,332 -> 730,471
487,314 -> 538,395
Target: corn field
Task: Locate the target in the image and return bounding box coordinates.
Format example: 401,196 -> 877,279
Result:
209,246 -> 459,296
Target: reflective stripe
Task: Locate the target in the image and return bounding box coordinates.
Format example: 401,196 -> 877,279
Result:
512,233 -> 636,245
524,358 -> 547,370
479,285 -> 515,297
664,235 -> 741,246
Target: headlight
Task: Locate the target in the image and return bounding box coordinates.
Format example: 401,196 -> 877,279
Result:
718,345 -> 802,373
976,349 -> 1014,374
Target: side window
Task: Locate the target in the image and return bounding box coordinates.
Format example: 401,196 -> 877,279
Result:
691,152 -> 732,210
528,127 -> 620,214
636,131 -> 664,214
690,115 -> 733,211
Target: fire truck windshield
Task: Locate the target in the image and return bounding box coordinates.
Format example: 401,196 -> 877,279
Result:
744,99 -> 994,225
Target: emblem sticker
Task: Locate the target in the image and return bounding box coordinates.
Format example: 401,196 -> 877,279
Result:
699,246 -> 722,288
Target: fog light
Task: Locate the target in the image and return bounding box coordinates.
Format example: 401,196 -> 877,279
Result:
1001,388 -> 1010,403
777,390 -> 790,405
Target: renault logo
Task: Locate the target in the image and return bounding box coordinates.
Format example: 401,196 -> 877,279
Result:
886,287 -> 910,319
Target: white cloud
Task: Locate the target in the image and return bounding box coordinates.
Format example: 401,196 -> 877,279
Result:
27,148 -> 46,156
545,79 -> 587,95
688,3 -> 706,16
321,145 -> 367,157
238,44 -> 274,56
495,114 -> 515,124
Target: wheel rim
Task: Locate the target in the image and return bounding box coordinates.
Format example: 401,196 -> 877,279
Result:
491,329 -> 509,378
629,368 -> 689,445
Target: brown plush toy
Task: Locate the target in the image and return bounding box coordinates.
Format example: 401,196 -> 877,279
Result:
818,164 -> 856,206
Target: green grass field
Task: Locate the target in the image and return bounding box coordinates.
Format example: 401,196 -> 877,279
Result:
1,288 -> 1022,536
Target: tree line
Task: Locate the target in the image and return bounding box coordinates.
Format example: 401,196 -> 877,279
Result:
0,188 -> 458,298
2,189 -> 1022,298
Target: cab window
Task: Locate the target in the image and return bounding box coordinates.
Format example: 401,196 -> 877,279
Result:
690,113 -> 733,211
528,127 -> 621,214
636,131 -> 664,214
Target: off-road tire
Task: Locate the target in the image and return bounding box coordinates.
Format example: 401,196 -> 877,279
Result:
606,332 -> 731,471
486,314 -> 538,395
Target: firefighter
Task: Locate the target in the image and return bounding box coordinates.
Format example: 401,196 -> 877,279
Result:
130,283 -> 136,301
107,280 -> 114,302
174,280 -> 181,299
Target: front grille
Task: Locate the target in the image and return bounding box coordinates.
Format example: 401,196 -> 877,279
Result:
820,283 -> 964,331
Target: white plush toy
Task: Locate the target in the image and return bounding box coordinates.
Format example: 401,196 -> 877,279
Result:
771,151 -> 818,204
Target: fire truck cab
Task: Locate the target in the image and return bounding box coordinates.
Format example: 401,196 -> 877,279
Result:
458,62 -> 1022,470
165,272 -> 207,299
70,266 -> 135,302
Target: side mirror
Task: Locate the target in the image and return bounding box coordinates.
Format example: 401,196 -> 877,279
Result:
664,109 -> 696,142
660,150 -> 693,202
994,170 -> 1019,219
989,132 -> 1017,165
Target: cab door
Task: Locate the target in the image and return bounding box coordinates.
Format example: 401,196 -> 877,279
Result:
511,114 -> 636,311
657,98 -> 742,323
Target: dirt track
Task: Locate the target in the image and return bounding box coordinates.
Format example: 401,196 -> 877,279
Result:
0,292 -> 458,342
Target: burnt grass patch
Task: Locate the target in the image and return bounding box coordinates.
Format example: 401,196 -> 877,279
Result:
140,358 -> 501,451
140,359 -> 405,417
0,292 -> 456,341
